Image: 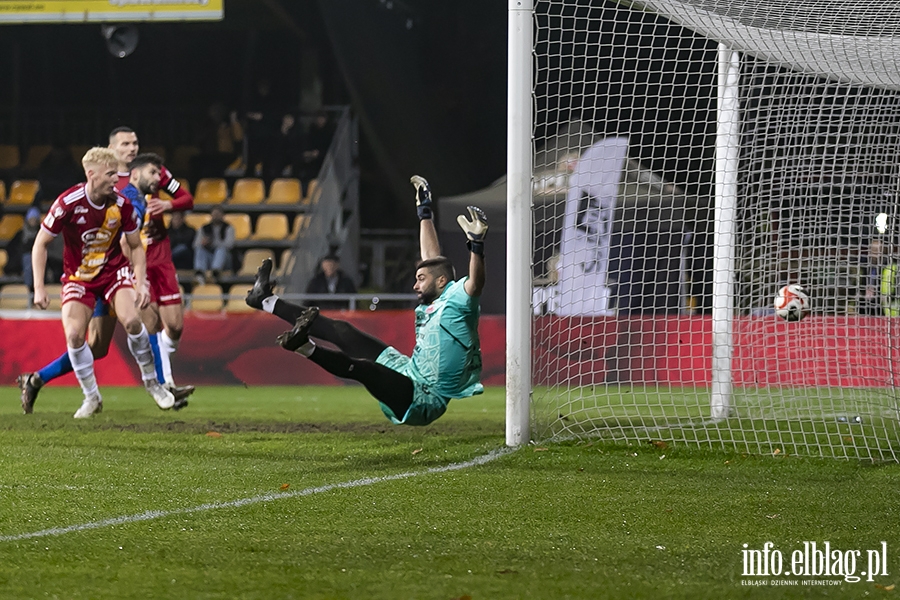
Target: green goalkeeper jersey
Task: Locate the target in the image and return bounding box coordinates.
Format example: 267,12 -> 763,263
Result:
409,277 -> 484,398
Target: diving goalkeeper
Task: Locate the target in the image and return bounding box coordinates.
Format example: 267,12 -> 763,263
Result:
245,175 -> 486,425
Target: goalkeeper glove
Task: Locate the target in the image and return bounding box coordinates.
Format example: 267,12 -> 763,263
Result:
410,175 -> 433,220
456,205 -> 488,256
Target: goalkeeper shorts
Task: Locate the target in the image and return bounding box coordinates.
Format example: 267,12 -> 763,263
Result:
375,346 -> 449,426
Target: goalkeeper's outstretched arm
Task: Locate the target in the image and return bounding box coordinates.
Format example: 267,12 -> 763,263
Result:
457,206 -> 488,297
410,175 -> 441,260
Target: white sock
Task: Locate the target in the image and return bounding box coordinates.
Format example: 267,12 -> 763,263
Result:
126,324 -> 158,384
158,330 -> 179,386
68,343 -> 100,400
295,339 -> 316,357
261,295 -> 279,314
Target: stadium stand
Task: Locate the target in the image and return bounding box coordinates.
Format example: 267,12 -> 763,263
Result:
194,178 -> 228,204
45,284 -> 62,311
189,283 -> 224,311
8,180 -> 39,206
224,213 -> 251,240
0,283 -> 30,309
303,178 -> 319,205
292,214 -> 310,239
22,145 -> 51,175
224,285 -> 255,313
68,145 -> 90,164
250,213 -> 290,241
275,248 -> 294,277
0,248 -> 7,273
266,178 -> 302,204
0,180 -> 6,203
0,145 -> 20,170
230,178 -> 266,205
0,214 -> 24,243
237,248 -> 275,276
184,212 -> 211,230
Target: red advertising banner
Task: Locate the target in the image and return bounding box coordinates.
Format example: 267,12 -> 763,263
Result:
0,313 -> 896,388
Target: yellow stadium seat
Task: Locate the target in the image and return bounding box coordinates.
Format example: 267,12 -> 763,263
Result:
224,213 -> 251,240
292,214 -> 310,239
303,179 -> 320,205
8,180 -> 39,206
0,215 -> 24,241
194,178 -> 228,204
184,212 -> 211,230
266,178 -> 302,204
0,180 -> 6,203
0,145 -> 20,170
0,248 -> 7,273
275,248 -> 295,277
230,178 -> 266,205
250,213 -> 289,241
238,248 -> 275,276
0,284 -> 31,309
225,286 -> 255,313
189,283 -> 224,311
45,284 -> 62,311
22,145 -> 51,172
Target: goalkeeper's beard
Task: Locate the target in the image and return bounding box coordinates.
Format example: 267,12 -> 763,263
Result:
417,282 -> 439,305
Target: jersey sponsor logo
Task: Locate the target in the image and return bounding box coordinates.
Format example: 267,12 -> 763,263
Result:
74,205 -> 89,214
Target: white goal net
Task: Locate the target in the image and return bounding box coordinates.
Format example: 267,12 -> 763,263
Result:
523,0 -> 900,460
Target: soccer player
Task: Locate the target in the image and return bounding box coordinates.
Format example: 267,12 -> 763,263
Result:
17,131 -> 195,413
31,147 -> 175,418
245,175 -> 487,426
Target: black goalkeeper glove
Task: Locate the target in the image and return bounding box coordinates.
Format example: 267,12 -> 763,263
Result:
410,175 -> 433,221
457,206 -> 488,256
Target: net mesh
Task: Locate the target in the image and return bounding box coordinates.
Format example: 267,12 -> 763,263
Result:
531,0 -> 900,460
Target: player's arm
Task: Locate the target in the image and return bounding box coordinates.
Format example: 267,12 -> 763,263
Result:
411,175 -> 441,260
31,228 -> 54,309
147,167 -> 194,216
457,206 -> 488,297
124,229 -> 150,309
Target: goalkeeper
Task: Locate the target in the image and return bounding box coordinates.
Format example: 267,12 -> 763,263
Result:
245,175 -> 486,425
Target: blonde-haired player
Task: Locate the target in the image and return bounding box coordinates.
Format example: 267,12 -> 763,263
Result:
30,147 -> 175,417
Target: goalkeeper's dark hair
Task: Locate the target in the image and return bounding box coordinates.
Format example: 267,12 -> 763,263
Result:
128,152 -> 164,171
109,126 -> 135,140
416,256 -> 456,282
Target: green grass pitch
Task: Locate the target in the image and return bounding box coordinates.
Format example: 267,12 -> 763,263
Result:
0,385 -> 898,599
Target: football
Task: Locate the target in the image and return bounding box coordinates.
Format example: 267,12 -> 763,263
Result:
774,284 -> 810,321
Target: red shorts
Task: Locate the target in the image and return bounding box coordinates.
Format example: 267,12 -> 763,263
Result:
146,241 -> 181,306
147,259 -> 182,306
61,264 -> 135,309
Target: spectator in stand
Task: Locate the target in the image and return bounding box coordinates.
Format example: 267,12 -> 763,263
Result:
193,206 -> 234,281
20,206 -> 41,291
297,111 -> 335,192
168,211 -> 196,271
193,102 -> 244,179
305,253 -> 358,309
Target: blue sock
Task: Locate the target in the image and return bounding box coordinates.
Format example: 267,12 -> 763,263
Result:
149,333 -> 166,384
37,351 -> 74,384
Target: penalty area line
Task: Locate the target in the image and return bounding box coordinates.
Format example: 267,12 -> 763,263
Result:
0,447 -> 515,543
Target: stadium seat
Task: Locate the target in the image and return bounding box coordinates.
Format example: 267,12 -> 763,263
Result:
292,214 -> 310,239
22,145 -> 51,172
266,178 -> 302,204
194,178 -> 228,204
238,248 -> 275,276
225,286 -> 255,313
224,213 -> 251,240
189,283 -> 224,311
0,248 -> 7,274
44,284 -> 62,311
68,145 -> 91,164
230,178 -> 266,205
303,179 -> 320,205
250,213 -> 289,241
8,180 -> 39,206
275,248 -> 294,278
0,180 -> 6,203
0,284 -> 30,309
177,178 -> 191,193
0,215 -> 24,241
170,145 -> 200,175
184,212 -> 211,230
0,145 -> 20,170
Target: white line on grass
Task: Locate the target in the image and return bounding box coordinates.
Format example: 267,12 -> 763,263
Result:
0,447 -> 515,542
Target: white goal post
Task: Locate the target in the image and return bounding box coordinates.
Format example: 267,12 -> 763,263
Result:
507,0 -> 900,460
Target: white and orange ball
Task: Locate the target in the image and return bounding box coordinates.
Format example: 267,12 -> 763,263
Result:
774,284 -> 810,322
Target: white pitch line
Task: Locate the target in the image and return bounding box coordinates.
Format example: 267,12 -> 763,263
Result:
0,447 -> 515,543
